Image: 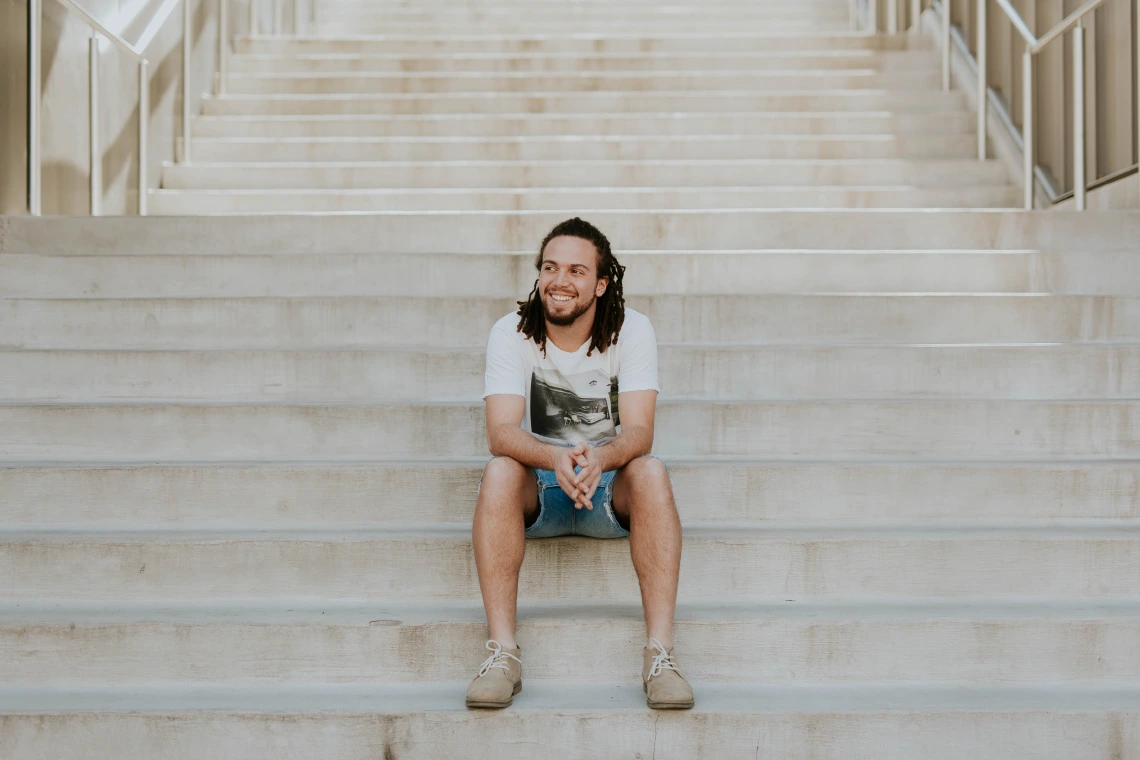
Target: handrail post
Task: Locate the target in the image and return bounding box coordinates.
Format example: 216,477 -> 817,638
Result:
888,0 -> 898,33
273,0 -> 281,34
1072,23 -> 1086,210
869,0 -> 878,33
1136,0 -> 1139,185
941,0 -> 951,90
976,0 -> 986,160
249,0 -> 257,37
29,0 -> 42,215
849,0 -> 858,32
181,0 -> 191,163
89,35 -> 101,215
1022,50 -> 1033,209
911,0 -> 921,32
138,59 -> 149,216
294,0 -> 302,34
220,0 -> 229,94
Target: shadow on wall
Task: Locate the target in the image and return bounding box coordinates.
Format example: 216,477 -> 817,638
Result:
39,0 -> 215,214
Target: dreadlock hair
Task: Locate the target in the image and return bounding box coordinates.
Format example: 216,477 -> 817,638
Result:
516,217 -> 627,357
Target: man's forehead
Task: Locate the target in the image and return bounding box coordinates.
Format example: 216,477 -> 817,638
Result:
541,237 -> 599,269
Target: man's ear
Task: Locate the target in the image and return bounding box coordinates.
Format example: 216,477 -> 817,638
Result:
595,277 -> 609,298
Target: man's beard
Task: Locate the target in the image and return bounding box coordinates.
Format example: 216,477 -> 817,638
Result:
542,293 -> 595,327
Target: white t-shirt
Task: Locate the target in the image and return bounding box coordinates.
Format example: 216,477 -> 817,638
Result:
483,308 -> 659,447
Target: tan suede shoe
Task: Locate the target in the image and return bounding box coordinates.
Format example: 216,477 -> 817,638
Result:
642,638 -> 695,709
466,640 -> 522,709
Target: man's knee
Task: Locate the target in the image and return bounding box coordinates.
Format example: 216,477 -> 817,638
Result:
480,456 -> 531,494
621,457 -> 675,511
623,455 -> 670,487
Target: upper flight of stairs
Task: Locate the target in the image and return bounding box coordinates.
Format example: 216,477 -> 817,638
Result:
4,0 -> 1140,758
151,0 -> 1019,214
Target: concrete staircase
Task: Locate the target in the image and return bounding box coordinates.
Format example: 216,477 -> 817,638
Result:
3,1 -> 1140,758
151,0 -> 1020,214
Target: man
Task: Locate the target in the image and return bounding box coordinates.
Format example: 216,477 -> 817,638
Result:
467,217 -> 693,711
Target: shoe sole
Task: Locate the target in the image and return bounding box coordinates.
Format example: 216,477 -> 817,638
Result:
644,680 -> 695,710
466,681 -> 523,709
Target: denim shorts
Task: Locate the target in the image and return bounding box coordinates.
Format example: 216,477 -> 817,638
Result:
525,467 -> 630,539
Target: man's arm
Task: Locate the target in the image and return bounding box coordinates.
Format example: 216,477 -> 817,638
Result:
573,389 -> 658,501
485,394 -> 593,508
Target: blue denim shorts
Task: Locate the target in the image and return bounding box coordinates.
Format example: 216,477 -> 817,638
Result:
525,467 -> 630,539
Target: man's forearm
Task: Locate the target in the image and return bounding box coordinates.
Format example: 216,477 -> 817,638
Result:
595,424 -> 653,473
488,424 -> 561,470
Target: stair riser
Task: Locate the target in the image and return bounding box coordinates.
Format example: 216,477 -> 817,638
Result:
15,252 -> 1136,298
201,91 -> 968,116
9,212 -> 1134,255
227,52 -> 940,74
7,711 -> 1133,760
223,71 -> 940,95
4,296 -> 1139,349
3,534 -> 1139,600
5,462 -> 1137,526
5,345 -> 1140,402
7,618 -> 1139,684
160,160 -> 1008,189
1,402 -> 1137,460
189,113 -> 974,138
235,35 -> 927,55
6,461 -> 1140,526
148,187 -> 1015,213
189,136 -> 978,163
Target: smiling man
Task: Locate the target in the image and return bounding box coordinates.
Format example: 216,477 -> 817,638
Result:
467,217 -> 693,711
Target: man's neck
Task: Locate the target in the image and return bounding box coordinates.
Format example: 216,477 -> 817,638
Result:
545,306 -> 596,353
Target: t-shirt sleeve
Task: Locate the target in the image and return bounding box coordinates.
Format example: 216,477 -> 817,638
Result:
617,313 -> 659,394
483,319 -> 528,399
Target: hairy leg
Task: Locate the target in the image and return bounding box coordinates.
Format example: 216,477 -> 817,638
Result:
472,456 -> 539,649
612,456 -> 682,649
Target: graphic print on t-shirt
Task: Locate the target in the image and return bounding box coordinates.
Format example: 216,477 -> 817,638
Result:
529,366 -> 619,446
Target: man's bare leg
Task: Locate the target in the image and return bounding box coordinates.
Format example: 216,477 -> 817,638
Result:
612,456 -> 682,649
472,456 -> 539,649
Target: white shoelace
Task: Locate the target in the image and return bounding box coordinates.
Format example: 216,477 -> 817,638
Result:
647,638 -> 679,679
477,639 -> 521,678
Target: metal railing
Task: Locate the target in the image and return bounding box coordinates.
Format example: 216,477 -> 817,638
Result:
29,0 -> 230,215
927,0 -> 1139,210
977,0 -> 1130,209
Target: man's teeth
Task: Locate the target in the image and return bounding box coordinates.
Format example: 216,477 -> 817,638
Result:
551,295 -> 573,302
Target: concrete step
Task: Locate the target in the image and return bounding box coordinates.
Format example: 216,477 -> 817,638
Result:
148,185 -> 1017,213
188,135 -> 980,164
235,33 -> 928,55
4,345 -> 1139,402
4,295 -> 1139,349
6,599 -> 1140,685
313,21 -> 850,34
13,250 -> 1128,298
5,460 -> 1137,526
3,523 -> 1140,600
223,70 -> 941,95
200,89 -> 969,116
1,400 -> 1137,460
160,159 -> 1009,190
4,212 -> 1134,255
5,683 -> 1136,760
226,50 -> 940,74
189,112 -> 975,138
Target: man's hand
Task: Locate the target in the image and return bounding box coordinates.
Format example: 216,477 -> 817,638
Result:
571,444 -> 604,508
552,443 -> 599,510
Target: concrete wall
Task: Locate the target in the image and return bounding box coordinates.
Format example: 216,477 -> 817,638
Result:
0,0 -> 29,214
10,0 -> 224,215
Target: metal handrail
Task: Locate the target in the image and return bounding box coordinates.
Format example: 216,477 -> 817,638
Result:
962,0 -> 1134,210
28,0 -> 225,216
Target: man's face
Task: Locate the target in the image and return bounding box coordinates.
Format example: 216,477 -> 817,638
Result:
538,235 -> 609,327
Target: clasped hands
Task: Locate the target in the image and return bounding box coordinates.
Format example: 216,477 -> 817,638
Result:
552,442 -> 604,510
